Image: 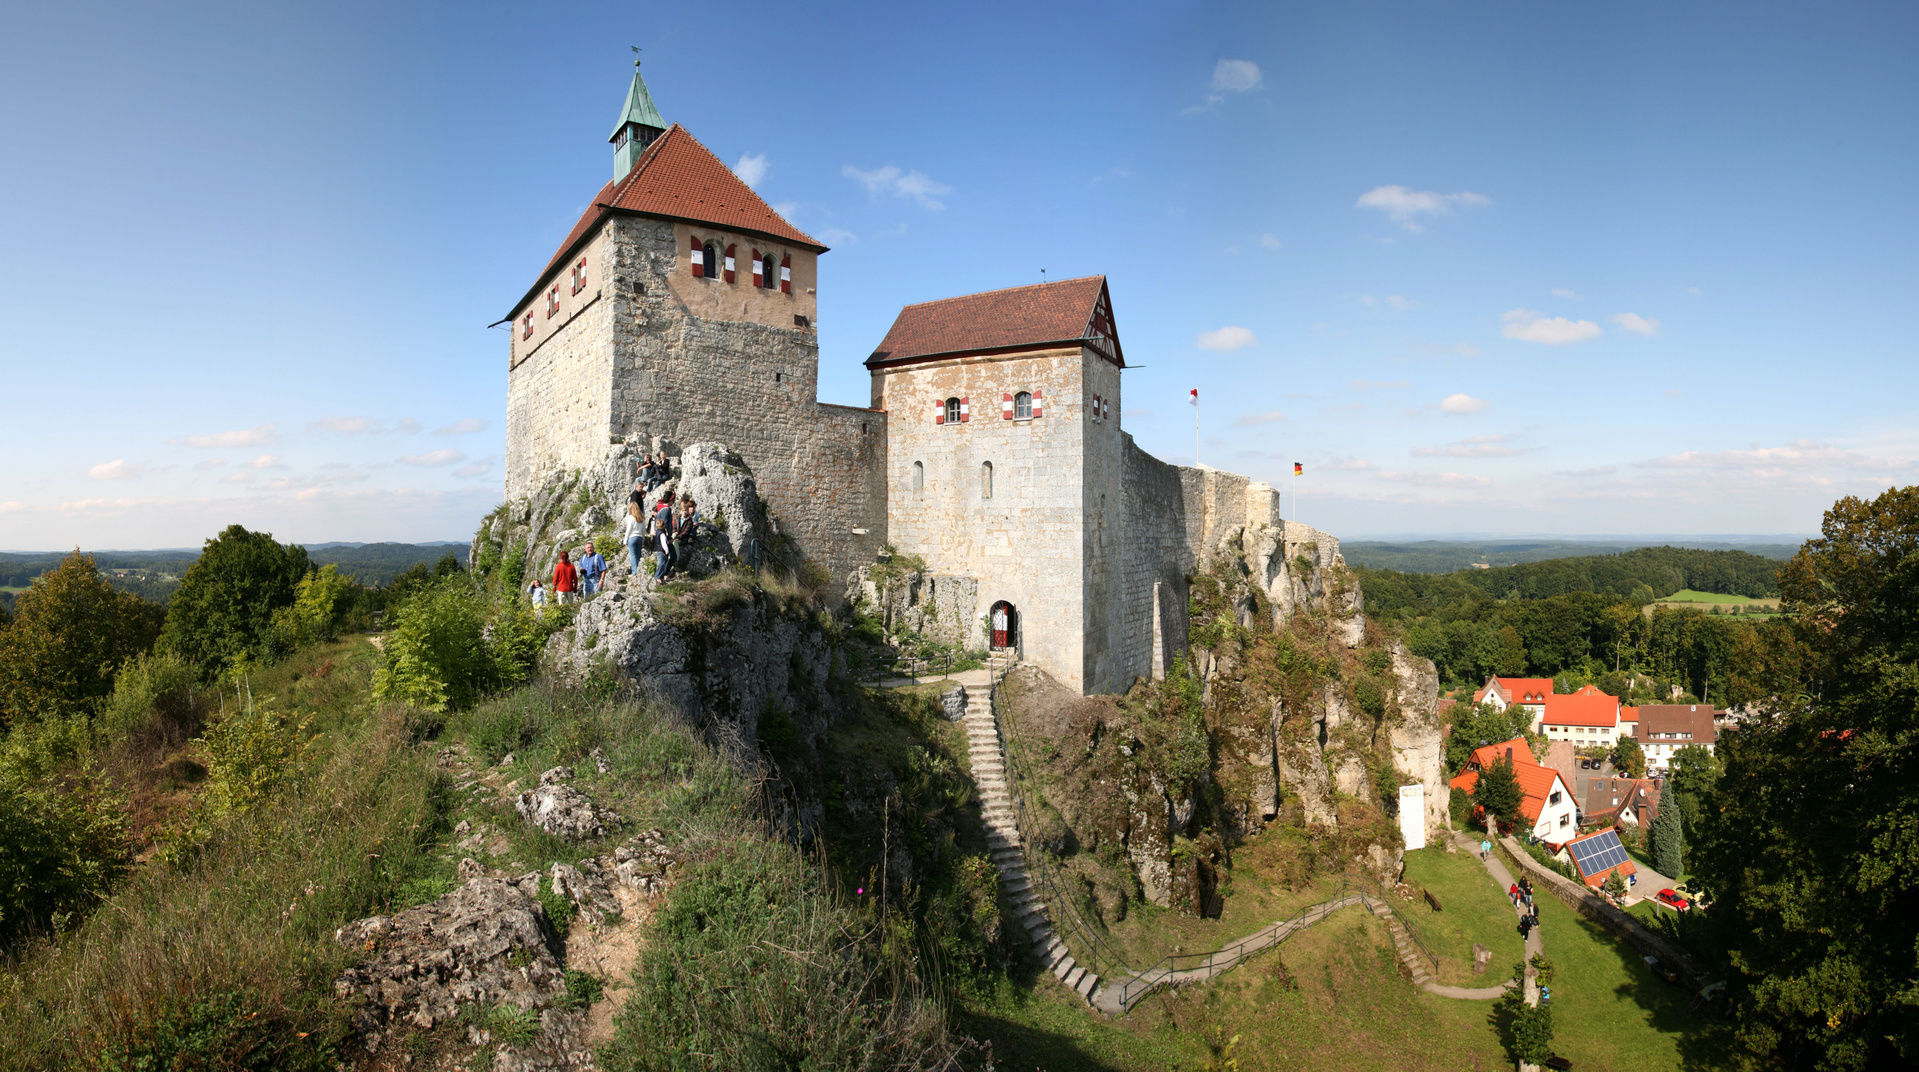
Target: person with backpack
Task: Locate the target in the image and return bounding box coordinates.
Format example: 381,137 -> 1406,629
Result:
651,491 -> 676,581
578,542 -> 606,598
552,549 -> 578,605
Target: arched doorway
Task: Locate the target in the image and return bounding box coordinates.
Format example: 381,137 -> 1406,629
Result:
990,600 -> 1018,650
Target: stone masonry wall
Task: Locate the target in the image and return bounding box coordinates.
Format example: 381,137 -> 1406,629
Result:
504,227 -> 616,500
876,347 -> 1089,690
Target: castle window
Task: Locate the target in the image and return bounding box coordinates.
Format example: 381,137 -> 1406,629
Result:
761,254 -> 777,289
1014,391 -> 1033,420
981,461 -> 993,500
522,313 -> 532,340
571,257 -> 587,295
944,397 -> 962,424
547,286 -> 559,318
701,242 -> 719,282
912,461 -> 924,490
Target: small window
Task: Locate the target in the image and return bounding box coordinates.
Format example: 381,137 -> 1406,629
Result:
761,254 -> 777,289
522,313 -> 532,340
981,461 -> 993,500
1559,814 -> 1571,828
944,397 -> 961,424
912,461 -> 924,490
547,286 -> 559,318
1550,790 -> 1562,805
1014,391 -> 1032,419
702,242 -> 718,282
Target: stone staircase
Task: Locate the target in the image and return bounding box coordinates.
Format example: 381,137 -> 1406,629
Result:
962,665 -> 1100,1002
1371,899 -> 1436,987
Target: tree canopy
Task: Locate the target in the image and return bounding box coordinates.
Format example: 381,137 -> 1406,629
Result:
159,525 -> 310,674
1473,754 -> 1523,826
1693,485 -> 1919,1069
0,553 -> 163,726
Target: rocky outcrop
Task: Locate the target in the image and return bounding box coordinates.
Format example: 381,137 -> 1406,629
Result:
1387,640 -> 1452,839
850,566 -> 980,649
516,766 -> 620,841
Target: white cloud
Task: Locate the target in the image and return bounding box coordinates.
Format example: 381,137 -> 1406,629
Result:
1551,287 -> 1580,300
178,423 -> 275,448
733,153 -> 769,188
1439,393 -> 1489,415
1375,469 -> 1492,486
88,459 -> 141,480
192,458 -> 227,471
433,418 -> 488,436
399,449 -> 465,467
1210,59 -> 1262,93
1258,232 -> 1283,250
453,461 -> 492,479
1235,411 -> 1287,426
770,201 -> 799,220
1355,185 -> 1490,231
0,501 -> 24,513
246,454 -> 287,469
1501,308 -> 1602,345
817,226 -> 858,246
1329,457 -> 1376,471
310,417 -> 420,435
843,165 -> 952,210
1196,326 -> 1257,351
1414,432 -> 1524,458
1612,312 -> 1660,336
221,471 -> 253,485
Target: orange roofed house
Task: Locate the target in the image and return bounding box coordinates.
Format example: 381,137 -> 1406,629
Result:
498,65 -> 1299,696
1473,676 -> 1555,731
1540,684 -> 1625,748
1449,738 -> 1579,843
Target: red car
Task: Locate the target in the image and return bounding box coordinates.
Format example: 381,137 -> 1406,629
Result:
1655,888 -> 1691,911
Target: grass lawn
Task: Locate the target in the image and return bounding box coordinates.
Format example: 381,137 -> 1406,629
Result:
960,909 -> 1510,1072
1400,846 -> 1525,986
1531,884 -> 1731,1071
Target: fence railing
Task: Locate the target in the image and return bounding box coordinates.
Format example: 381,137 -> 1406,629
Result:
1111,878 -> 1357,1009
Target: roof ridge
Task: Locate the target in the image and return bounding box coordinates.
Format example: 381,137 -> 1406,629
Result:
895,275 -> 1106,312
645,124 -> 823,248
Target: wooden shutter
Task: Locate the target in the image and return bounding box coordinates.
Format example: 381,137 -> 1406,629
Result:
1002,392 -> 1013,419
689,236 -> 703,278
960,396 -> 970,423
933,399 -> 944,425
779,253 -> 792,293
1031,388 -> 1043,418
750,248 -> 763,287
723,243 -> 736,283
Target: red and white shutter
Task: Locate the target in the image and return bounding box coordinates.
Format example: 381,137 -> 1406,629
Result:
1002,392 -> 1013,419
723,243 -> 736,283
960,396 -> 970,423
933,399 -> 944,425
689,236 -> 703,278
779,253 -> 792,293
750,248 -> 763,287
1031,389 -> 1043,418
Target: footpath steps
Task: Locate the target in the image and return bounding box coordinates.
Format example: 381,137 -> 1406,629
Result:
1373,902 -> 1436,986
961,674 -> 1100,1004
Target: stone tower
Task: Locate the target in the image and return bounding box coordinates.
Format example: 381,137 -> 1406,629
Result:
501,70 -> 888,582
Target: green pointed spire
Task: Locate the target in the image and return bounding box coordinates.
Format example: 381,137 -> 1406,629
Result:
610,60 -> 667,181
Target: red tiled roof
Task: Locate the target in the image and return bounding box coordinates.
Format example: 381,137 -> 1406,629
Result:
511,124 -> 822,317
1565,828 -> 1638,885
1455,738 -> 1567,824
1543,685 -> 1621,729
1619,705 -> 1639,723
1484,676 -> 1555,705
866,276 -> 1114,367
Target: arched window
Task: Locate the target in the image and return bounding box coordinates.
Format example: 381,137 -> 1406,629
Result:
911,461 -> 925,490
1014,391 -> 1033,419
944,397 -> 962,424
701,241 -> 718,282
981,461 -> 993,500
761,254 -> 777,288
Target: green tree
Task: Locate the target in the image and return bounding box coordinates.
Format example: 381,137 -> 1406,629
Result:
1473,754 -> 1522,826
1693,486 -> 1919,1069
160,526 -> 311,674
1650,791 -> 1684,878
266,564 -> 357,655
1611,735 -> 1647,779
0,552 -> 164,726
1664,744 -> 1721,837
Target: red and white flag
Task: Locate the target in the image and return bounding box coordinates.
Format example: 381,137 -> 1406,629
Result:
1188,388 -> 1199,406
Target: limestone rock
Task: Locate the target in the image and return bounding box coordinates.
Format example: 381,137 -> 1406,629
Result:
940,684 -> 968,722
1388,639 -> 1451,842
609,829 -> 677,894
515,773 -> 617,841
548,861 -> 620,925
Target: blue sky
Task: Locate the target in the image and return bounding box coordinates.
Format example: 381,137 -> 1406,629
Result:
3,0 -> 1915,549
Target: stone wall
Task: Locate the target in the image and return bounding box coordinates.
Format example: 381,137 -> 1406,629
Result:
504,228 -> 617,500
1496,836 -> 1708,988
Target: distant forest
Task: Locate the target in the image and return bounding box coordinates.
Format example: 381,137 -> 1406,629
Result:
0,542 -> 467,609
1344,538 -> 1799,574
1357,545 -> 1783,617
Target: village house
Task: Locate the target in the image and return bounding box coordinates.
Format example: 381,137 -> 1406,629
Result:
1539,683 -> 1624,748
1636,704 -> 1719,772
1580,776 -> 1660,830
1472,675 -> 1554,729
1564,827 -> 1637,889
1449,737 -> 1579,843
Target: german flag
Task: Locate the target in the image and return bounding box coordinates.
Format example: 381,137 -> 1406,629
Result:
1293,462 -> 1303,475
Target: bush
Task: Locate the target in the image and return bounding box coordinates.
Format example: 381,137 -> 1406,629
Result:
0,552 -> 164,726
99,649 -> 206,749
160,525 -> 311,676
372,580 -> 494,712
266,565 -> 357,656
0,766 -> 129,946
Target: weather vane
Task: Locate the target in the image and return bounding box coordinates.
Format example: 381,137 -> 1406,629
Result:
631,45 -> 642,69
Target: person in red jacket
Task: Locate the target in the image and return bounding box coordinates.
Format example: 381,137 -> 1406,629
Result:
552,549 -> 578,605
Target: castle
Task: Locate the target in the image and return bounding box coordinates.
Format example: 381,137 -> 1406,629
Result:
502,67 -> 1289,695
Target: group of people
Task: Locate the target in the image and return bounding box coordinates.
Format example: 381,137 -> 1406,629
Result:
1510,876 -> 1541,938
521,453 -> 702,607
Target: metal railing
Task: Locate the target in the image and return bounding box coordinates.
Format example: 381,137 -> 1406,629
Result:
1111,878 -> 1358,1009
1368,875 -> 1441,975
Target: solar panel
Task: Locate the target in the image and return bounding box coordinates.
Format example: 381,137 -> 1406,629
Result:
1569,830 -> 1629,876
